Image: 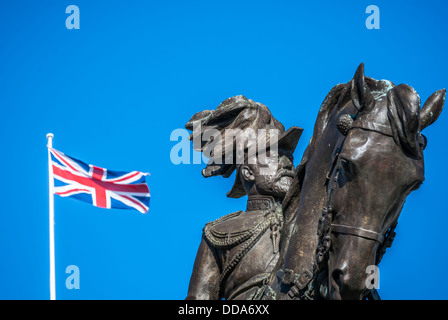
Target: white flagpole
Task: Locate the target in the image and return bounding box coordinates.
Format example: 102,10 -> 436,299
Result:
46,133 -> 56,300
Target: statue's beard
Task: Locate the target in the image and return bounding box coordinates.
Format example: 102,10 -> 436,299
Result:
254,173 -> 294,199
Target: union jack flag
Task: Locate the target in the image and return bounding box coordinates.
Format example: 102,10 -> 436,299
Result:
49,148 -> 150,213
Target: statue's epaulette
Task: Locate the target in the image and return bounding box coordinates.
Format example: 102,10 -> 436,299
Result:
203,211 -> 242,248
203,210 -> 269,249
203,211 -> 243,231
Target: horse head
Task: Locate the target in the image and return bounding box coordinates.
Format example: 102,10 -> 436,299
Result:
324,63 -> 445,299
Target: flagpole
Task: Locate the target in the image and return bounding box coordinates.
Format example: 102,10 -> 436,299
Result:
46,133 -> 56,300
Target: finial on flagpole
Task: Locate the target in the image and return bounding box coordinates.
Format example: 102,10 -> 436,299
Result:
46,133 -> 54,148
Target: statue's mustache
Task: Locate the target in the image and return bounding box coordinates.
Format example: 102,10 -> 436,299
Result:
275,169 -> 294,181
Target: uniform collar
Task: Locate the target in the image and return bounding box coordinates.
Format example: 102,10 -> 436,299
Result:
246,195 -> 278,212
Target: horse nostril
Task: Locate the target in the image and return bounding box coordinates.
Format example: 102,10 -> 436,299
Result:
331,269 -> 344,292
329,264 -> 369,299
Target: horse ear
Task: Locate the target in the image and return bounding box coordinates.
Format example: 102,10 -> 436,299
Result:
420,89 -> 446,131
351,63 -> 375,112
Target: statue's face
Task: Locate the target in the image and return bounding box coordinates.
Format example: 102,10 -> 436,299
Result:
245,148 -> 295,199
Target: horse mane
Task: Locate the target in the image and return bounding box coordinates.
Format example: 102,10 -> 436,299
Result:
302,76 -> 397,164
279,81 -> 350,263
281,82 -> 347,215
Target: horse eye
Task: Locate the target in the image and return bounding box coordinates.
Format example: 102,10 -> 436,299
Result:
340,159 -> 352,173
410,181 -> 423,191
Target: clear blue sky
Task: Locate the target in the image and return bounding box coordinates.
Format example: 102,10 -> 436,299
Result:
0,0 -> 447,299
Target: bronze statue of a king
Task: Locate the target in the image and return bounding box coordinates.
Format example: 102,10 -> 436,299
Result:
185,95 -> 302,300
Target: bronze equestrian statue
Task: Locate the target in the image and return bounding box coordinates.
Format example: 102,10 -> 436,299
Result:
185,95 -> 302,299
185,64 -> 445,300
264,63 -> 445,300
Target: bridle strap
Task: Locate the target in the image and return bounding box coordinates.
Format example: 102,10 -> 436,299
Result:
350,119 -> 393,137
326,118 -> 391,245
331,223 -> 385,244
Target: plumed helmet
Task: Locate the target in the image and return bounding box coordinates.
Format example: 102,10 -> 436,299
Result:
185,95 -> 302,198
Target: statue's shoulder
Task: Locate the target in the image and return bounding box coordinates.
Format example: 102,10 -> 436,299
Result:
203,210 -> 242,232
203,210 -> 269,248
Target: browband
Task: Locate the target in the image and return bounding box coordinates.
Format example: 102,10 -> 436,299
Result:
350,119 -> 393,137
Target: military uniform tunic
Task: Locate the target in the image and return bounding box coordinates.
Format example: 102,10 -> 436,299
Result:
186,195 -> 283,300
